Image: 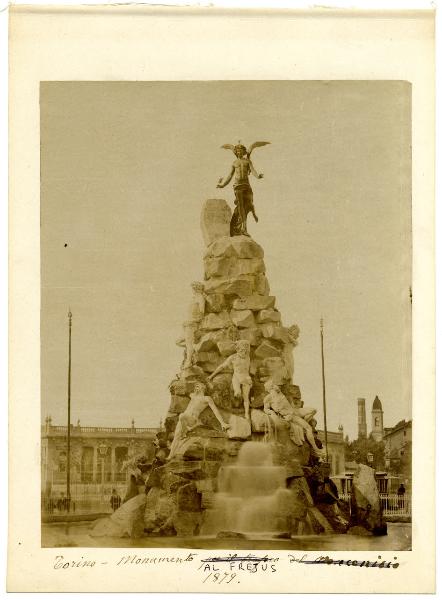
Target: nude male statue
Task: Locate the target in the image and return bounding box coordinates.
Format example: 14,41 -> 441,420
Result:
282,324 -> 300,381
263,380 -> 324,457
168,382 -> 230,459
208,339 -> 252,421
182,281 -> 206,368
217,141 -> 270,236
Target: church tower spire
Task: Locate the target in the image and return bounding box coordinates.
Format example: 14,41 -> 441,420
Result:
371,395 -> 384,442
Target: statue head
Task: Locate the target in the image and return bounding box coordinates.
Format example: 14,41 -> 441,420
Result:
236,340 -> 250,356
193,381 -> 206,394
234,143 -> 247,158
288,324 -> 300,340
264,379 -> 279,393
191,281 -> 204,294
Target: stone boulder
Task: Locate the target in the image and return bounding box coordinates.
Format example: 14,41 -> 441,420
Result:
201,311 -> 232,330
257,309 -> 282,324
177,482 -> 202,512
230,257 -> 265,276
226,414 -> 251,439
238,327 -> 262,346
250,382 -> 266,408
250,408 -> 269,432
205,235 -> 264,260
166,460 -> 208,481
230,309 -> 255,328
306,507 -> 334,534
233,294 -> 276,311
254,274 -> 270,295
194,337 -> 219,353
200,199 -> 232,246
255,340 -> 281,359
261,356 -> 288,385
164,412 -> 179,434
217,340 -> 236,356
205,293 -> 226,313
260,324 -> 290,343
169,395 -> 190,414
204,276 -> 254,297
204,256 -> 233,278
281,383 -> 302,401
317,502 -> 350,534
350,463 -> 387,535
172,511 -> 202,536
193,351 -> 221,364
144,488 -> 176,533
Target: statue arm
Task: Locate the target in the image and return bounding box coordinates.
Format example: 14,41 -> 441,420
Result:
249,159 -> 263,180
217,165 -> 235,188
207,397 -> 230,429
263,394 -> 273,415
197,294 -> 205,316
207,355 -> 232,379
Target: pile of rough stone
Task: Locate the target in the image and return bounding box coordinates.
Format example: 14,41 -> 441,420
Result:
140,199 -> 385,538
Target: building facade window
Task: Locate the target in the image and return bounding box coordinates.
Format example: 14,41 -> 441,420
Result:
58,451 -> 67,473
81,447 -> 94,483
115,447 -> 128,482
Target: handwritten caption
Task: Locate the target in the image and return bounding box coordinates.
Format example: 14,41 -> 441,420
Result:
52,552 -> 400,585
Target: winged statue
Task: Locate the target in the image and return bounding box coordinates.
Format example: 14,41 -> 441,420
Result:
217,141 -> 270,236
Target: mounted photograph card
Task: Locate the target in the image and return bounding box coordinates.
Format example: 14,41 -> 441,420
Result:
8,5 -> 435,593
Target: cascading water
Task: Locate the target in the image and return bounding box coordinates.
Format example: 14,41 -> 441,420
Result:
202,441 -> 294,536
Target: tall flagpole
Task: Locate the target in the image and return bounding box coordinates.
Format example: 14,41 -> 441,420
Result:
67,309 -> 72,511
320,317 -> 329,462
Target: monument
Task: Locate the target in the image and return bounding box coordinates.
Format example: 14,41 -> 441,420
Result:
93,144 -> 386,540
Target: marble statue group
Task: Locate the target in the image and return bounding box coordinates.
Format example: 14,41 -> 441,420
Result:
91,141 -> 387,541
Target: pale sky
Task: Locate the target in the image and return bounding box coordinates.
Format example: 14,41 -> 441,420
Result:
40,81 -> 411,440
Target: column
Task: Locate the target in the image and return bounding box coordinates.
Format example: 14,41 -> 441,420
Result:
111,446 -> 116,485
92,445 -> 98,483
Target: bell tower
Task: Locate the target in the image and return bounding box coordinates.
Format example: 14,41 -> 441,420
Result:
357,398 -> 367,439
371,395 -> 384,442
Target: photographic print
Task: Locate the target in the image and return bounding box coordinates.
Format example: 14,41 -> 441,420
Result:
39,80 -> 412,551
8,7 -> 434,592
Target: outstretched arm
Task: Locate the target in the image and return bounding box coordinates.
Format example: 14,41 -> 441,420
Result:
208,355 -> 232,380
207,397 -> 230,429
217,165 -> 235,188
249,159 -> 263,180
263,394 -> 275,416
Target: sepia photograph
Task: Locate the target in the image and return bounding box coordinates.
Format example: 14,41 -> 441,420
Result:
39,80 -> 412,551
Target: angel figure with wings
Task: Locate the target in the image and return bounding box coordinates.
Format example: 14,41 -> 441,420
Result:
217,141 -> 270,236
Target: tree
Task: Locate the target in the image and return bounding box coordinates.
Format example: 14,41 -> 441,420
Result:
398,441 -> 412,478
344,435 -> 386,471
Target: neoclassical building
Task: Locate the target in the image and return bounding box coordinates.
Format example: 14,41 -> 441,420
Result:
41,417 -> 159,496
41,418 -> 345,502
317,427 -> 346,476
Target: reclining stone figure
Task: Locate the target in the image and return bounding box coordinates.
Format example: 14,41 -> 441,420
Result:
263,380 -> 324,457
168,382 -> 230,459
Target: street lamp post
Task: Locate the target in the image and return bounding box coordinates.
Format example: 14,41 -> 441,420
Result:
98,443 -> 108,506
320,318 -> 329,462
66,310 -> 72,512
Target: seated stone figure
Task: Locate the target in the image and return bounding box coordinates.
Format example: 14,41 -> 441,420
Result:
168,382 -> 230,459
263,380 -> 324,457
